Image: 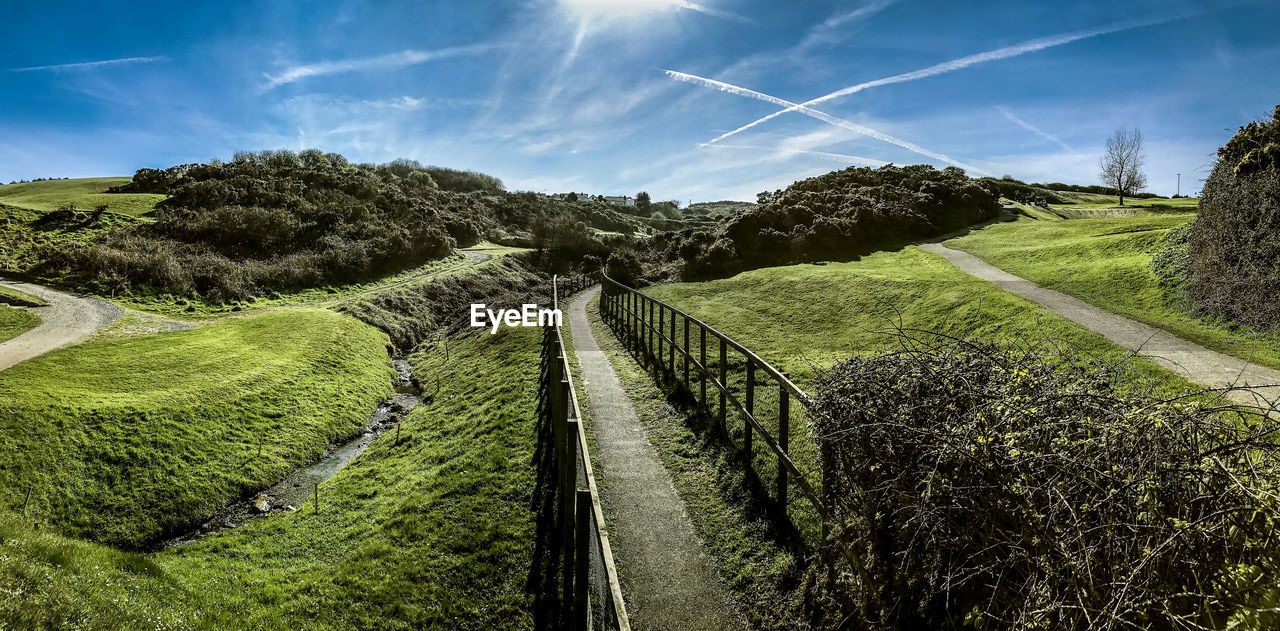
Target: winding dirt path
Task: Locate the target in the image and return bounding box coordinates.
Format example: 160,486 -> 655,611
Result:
918,243 -> 1280,405
567,288 -> 744,630
0,279 -> 122,372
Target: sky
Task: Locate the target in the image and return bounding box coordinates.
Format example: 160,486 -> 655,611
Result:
1,0 -> 1278,201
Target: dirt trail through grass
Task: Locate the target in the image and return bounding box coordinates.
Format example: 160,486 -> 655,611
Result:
0,279 -> 121,371
918,243 -> 1280,405
567,288 -> 745,630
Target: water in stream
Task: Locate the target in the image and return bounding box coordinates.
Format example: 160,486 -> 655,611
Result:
159,358 -> 421,548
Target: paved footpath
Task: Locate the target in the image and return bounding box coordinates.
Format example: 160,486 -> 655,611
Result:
567,287 -> 744,631
918,243 -> 1280,406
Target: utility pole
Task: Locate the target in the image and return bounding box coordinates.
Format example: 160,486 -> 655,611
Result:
1177,173 -> 1180,197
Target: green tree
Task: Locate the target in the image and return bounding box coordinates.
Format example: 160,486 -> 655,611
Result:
635,191 -> 652,214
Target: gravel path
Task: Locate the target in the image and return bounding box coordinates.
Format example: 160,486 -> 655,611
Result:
918,243 -> 1280,405
567,288 -> 744,630
0,279 -> 122,372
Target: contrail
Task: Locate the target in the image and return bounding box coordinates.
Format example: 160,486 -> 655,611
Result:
5,56 -> 166,72
714,144 -> 888,167
997,106 -> 1073,152
672,0 -> 752,23
264,44 -> 492,89
704,12 -> 1206,145
665,70 -> 989,174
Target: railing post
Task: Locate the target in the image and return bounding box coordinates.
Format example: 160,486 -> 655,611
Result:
563,415 -> 578,617
778,386 -> 789,508
699,327 -> 707,407
683,317 -> 690,389
657,303 -> 665,381
669,310 -> 676,378
574,489 -> 591,630
719,337 -> 727,429
745,360 -> 754,459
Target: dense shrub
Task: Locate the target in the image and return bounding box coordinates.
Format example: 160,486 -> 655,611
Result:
1187,105 -> 1280,329
60,151 -> 501,301
653,164 -> 999,280
422,166 -> 505,193
805,333 -> 1280,630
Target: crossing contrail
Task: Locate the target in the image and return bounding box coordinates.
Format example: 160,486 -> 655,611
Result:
665,70 -> 989,174
702,12 -> 1207,145
713,144 -> 888,166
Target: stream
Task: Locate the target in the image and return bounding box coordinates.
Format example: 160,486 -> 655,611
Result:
158,357 -> 421,549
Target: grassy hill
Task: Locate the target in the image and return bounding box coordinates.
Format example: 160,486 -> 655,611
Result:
0,326 -> 542,630
0,308 -> 394,549
944,213 -> 1280,371
0,178 -> 166,217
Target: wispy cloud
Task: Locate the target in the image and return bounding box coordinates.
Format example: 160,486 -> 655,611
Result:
704,11 -> 1209,145
795,0 -> 898,51
263,44 -> 492,89
996,106 -> 1073,152
5,56 -> 166,72
671,0 -> 752,23
664,70 -> 989,174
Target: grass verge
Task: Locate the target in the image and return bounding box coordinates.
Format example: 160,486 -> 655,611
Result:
0,286 -> 49,307
0,178 -> 165,217
944,214 -> 1280,371
0,304 -> 40,343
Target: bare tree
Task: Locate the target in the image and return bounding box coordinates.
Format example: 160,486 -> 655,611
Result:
1099,127 -> 1147,205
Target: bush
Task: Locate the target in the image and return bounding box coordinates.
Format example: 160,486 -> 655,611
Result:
804,333 -> 1280,630
1150,219 -> 1194,304
1187,105 -> 1280,329
653,164 -> 1000,280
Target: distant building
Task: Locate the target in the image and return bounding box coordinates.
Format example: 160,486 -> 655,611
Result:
603,195 -> 634,206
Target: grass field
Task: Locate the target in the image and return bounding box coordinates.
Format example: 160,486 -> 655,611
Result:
0,308 -> 394,549
0,325 -> 541,630
0,304 -> 40,343
0,286 -> 49,307
1046,193 -> 1198,218
944,214 -> 1280,372
0,178 -> 166,217
627,247 -> 1200,628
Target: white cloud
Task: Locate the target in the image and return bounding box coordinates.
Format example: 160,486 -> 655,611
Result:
262,45 -> 493,89
5,56 -> 166,72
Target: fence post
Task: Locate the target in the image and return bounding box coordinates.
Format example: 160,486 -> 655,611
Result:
719,338 -> 728,429
574,489 -> 591,630
669,310 -> 676,378
657,304 -> 665,381
699,327 -> 707,407
683,318 -> 690,389
745,361 -> 755,460
564,415 -> 578,617
551,342 -> 565,481
778,386 -> 789,509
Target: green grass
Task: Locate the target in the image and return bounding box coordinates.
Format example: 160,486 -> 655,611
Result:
0,325 -> 542,630
1048,193 -> 1198,217
626,247 -> 1199,628
1,204 -> 142,278
0,178 -> 166,217
0,285 -> 49,307
0,304 -> 40,343
944,214 -> 1280,371
0,308 -> 394,549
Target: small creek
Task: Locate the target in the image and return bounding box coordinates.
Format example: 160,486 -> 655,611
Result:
158,357 -> 420,549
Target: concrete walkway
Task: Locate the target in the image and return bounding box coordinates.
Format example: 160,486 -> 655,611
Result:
918,243 -> 1280,406
567,287 -> 744,631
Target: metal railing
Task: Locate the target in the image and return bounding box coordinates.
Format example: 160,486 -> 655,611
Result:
539,275 -> 630,630
597,272 -> 872,586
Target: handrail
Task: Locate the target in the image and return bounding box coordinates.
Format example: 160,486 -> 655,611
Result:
596,271 -> 875,592
542,274 -> 629,630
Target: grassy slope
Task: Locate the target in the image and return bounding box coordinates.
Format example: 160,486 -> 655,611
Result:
1049,193 -> 1198,218
945,214 -> 1280,371
630,247 -> 1199,628
0,204 -> 141,278
0,326 -> 541,630
0,178 -> 165,217
0,304 -> 40,343
0,308 -> 394,549
0,286 -> 49,307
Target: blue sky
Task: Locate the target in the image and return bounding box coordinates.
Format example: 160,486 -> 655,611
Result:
1,0 -> 1277,200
